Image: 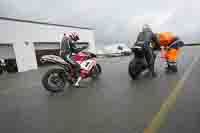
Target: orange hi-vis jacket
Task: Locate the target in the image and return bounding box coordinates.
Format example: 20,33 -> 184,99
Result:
157,32 -> 180,62
157,32 -> 176,47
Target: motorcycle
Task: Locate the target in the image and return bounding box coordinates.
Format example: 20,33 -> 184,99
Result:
40,51 -> 102,93
0,58 -> 18,74
128,44 -> 156,79
0,58 -> 6,75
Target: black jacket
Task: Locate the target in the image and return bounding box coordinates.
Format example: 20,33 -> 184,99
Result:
135,30 -> 160,50
60,37 -> 85,57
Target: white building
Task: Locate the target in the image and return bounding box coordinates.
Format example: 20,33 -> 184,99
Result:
0,17 -> 95,72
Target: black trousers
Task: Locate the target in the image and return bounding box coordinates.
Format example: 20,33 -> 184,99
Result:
144,47 -> 156,74
61,53 -> 81,78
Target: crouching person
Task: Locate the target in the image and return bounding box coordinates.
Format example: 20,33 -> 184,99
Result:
156,32 -> 184,72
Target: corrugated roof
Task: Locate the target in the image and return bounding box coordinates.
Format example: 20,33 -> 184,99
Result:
0,17 -> 94,30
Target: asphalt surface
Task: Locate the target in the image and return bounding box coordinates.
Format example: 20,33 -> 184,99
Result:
0,46 -> 199,133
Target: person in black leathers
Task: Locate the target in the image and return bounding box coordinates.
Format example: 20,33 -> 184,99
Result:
134,24 -> 160,77
60,32 -> 87,87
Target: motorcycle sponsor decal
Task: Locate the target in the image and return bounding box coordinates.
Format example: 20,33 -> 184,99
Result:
80,59 -> 95,71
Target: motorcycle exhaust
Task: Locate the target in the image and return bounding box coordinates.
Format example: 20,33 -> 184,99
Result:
40,58 -> 46,64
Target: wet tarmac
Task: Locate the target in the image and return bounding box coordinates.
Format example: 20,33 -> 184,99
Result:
0,46 -> 200,133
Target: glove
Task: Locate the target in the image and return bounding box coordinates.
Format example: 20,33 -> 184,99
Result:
82,46 -> 88,49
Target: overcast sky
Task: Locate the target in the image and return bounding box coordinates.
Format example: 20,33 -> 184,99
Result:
0,0 -> 199,44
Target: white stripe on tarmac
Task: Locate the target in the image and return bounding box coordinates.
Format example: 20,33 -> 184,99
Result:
144,55 -> 200,133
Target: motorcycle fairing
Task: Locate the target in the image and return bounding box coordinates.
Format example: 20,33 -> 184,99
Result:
41,55 -> 68,65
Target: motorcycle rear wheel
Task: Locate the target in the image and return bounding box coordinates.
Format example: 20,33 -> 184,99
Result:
42,68 -> 70,93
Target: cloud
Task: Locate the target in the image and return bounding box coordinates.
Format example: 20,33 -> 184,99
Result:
0,0 -> 200,44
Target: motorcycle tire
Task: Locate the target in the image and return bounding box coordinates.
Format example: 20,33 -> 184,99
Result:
91,64 -> 102,79
5,59 -> 18,73
6,65 -> 18,73
42,68 -> 68,93
128,59 -> 144,80
0,67 -> 3,75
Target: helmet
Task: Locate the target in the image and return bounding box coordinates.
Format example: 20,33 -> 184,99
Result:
142,24 -> 152,32
64,32 -> 80,41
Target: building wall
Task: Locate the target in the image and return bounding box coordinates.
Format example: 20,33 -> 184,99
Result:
0,18 -> 95,72
0,45 -> 15,59
0,19 -> 95,51
34,43 -> 60,50
13,41 -> 38,72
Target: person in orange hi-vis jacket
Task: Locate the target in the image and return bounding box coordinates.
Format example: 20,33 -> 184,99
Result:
156,32 -> 184,72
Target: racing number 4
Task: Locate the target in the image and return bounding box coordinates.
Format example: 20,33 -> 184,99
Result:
85,62 -> 90,67
81,60 -> 93,70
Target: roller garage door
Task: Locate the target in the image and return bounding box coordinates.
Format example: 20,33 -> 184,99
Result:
0,44 -> 15,59
34,42 -> 60,66
0,44 -> 18,72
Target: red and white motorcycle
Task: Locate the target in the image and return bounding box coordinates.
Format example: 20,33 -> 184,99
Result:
40,51 -> 102,93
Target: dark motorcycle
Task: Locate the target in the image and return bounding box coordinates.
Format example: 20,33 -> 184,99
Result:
0,58 -> 6,75
128,45 -> 156,79
0,58 -> 18,74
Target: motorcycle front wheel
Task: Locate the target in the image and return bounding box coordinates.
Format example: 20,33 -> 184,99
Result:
91,64 -> 102,79
128,59 -> 145,80
42,68 -> 70,93
0,67 -> 3,75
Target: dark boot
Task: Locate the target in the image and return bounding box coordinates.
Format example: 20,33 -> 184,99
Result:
74,76 -> 82,87
73,65 -> 81,87
170,65 -> 178,72
166,63 -> 178,73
